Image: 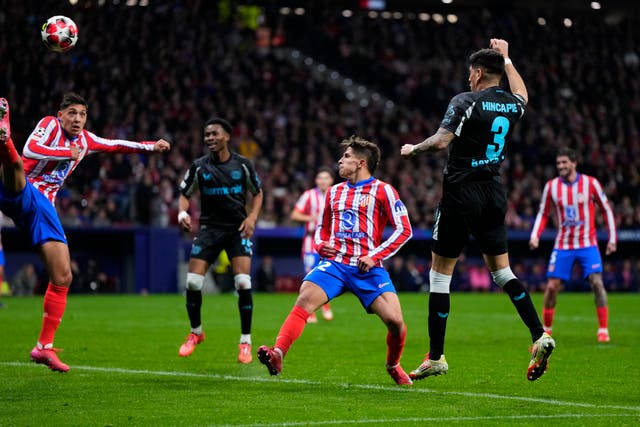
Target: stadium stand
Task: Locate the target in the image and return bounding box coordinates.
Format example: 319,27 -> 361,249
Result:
1,0 -> 638,291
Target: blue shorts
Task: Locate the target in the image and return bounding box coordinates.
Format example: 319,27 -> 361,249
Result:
547,246 -> 603,281
0,249 -> 4,266
304,259 -> 396,312
302,252 -> 321,273
0,181 -> 67,247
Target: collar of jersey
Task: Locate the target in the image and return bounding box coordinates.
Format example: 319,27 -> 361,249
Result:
347,176 -> 375,188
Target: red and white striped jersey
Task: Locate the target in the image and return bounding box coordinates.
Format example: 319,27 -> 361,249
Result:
315,177 -> 412,267
293,187 -> 325,256
530,173 -> 616,250
22,116 -> 157,204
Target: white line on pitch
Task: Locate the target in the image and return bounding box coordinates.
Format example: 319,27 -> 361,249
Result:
216,413 -> 639,427
3,361 -> 640,414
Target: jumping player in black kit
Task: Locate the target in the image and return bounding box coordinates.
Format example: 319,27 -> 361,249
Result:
401,39 -> 554,381
177,117 -> 263,364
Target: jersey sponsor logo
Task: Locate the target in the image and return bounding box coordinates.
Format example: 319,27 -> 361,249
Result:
203,185 -> 243,195
42,161 -> 72,184
340,209 -> 356,230
335,231 -> 366,239
231,170 -> 242,180
471,156 -> 502,167
562,206 -> 584,226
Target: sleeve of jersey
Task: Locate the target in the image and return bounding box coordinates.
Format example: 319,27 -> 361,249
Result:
591,178 -> 617,244
313,191 -> 333,252
179,164 -> 199,198
439,94 -> 465,133
294,191 -> 310,214
22,117 -> 75,160
241,159 -> 262,195
368,184 -> 412,263
85,130 -> 155,154
530,181 -> 552,239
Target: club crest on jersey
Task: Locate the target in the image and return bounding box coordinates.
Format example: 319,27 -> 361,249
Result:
231,170 -> 242,180
359,194 -> 374,207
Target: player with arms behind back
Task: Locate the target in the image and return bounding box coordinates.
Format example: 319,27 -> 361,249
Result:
401,39 -> 553,381
177,117 -> 263,363
290,167 -> 335,323
258,135 -> 414,385
529,146 -> 616,342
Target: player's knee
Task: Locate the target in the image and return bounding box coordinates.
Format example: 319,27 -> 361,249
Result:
429,270 -> 452,293
234,273 -> 252,290
490,266 -> 517,288
185,273 -> 205,291
51,267 -> 73,287
546,279 -> 561,292
386,317 -> 405,334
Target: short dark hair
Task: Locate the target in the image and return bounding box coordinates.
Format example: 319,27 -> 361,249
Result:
556,146 -> 577,162
340,135 -> 380,173
469,48 -> 504,77
205,117 -> 233,135
60,92 -> 88,110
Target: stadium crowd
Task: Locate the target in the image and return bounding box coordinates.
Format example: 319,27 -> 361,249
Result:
1,1 -> 638,292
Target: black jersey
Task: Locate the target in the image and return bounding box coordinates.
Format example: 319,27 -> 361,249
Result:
439,87 -> 525,184
179,152 -> 262,229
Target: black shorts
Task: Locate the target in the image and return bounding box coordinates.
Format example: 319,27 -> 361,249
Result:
431,180 -> 508,258
189,225 -> 253,263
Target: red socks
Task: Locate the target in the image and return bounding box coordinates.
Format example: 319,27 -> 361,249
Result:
38,283 -> 69,348
386,325 -> 406,367
0,137 -> 20,165
542,308 -> 555,330
597,306 -> 609,329
274,305 -> 309,357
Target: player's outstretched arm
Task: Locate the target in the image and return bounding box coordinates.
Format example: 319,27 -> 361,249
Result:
490,38 -> 528,104
153,139 -> 171,152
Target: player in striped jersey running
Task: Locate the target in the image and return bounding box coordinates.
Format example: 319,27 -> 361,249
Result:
529,146 -> 617,342
258,135 -> 414,385
290,167 -> 335,323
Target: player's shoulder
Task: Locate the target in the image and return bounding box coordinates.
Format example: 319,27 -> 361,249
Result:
230,152 -> 255,166
192,154 -> 210,167
35,115 -> 59,129
450,91 -> 475,105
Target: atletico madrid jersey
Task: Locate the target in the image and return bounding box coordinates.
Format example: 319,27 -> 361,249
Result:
315,177 -> 412,267
530,173 -> 616,250
293,187 -> 325,256
22,116 -> 157,204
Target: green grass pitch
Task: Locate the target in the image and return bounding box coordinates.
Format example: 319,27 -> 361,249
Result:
1,292 -> 639,426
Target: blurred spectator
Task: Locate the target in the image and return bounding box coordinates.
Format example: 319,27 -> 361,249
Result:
11,263 -> 39,296
255,255 -> 277,292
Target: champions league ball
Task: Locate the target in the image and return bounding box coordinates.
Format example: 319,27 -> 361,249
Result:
41,16 -> 78,52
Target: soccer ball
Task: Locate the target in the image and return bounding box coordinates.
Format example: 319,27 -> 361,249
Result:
41,15 -> 79,52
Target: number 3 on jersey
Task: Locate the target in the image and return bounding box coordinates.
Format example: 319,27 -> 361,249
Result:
487,116 -> 509,161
